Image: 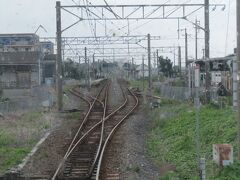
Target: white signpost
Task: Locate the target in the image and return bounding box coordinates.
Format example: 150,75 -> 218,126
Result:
195,64 -> 200,88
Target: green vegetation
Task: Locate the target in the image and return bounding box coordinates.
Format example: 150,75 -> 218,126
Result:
0,147 -> 30,174
126,165 -> 141,173
0,111 -> 49,175
129,79 -> 148,90
63,84 -> 76,93
147,99 -> 238,179
67,111 -> 81,119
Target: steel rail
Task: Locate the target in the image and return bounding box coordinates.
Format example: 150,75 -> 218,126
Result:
62,81 -> 129,179
52,80 -> 131,179
95,88 -> 139,180
88,81 -> 110,176
51,80 -> 108,180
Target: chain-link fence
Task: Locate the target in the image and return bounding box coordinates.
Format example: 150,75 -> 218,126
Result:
158,84 -> 219,102
0,85 -> 54,114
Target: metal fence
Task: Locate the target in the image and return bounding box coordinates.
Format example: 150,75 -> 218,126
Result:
0,98 -> 41,113
158,84 -> 219,102
0,85 -> 54,114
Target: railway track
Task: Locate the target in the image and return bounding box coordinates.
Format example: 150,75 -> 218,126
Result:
52,79 -> 139,180
96,87 -> 139,180
52,80 -> 110,179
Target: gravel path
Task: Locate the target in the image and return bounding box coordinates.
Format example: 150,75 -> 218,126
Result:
118,104 -> 160,180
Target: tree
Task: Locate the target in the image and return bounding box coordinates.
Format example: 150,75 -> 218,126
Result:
158,56 -> 174,77
63,58 -> 81,79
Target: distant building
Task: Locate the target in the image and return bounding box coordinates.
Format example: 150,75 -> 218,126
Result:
40,41 -> 54,54
135,64 -> 149,79
189,55 -> 235,90
0,33 -> 56,89
0,33 -> 40,52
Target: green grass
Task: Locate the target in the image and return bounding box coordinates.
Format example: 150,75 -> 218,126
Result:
21,111 -> 42,123
126,165 -> 141,173
147,101 -> 238,179
129,79 -> 148,90
63,84 -> 76,93
67,112 -> 81,119
0,111 -> 48,175
0,147 -> 30,174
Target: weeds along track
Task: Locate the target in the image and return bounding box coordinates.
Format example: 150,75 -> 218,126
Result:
52,78 -> 139,180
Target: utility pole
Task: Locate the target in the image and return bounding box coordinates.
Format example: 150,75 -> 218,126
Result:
154,52 -> 156,69
132,57 -> 134,80
202,49 -> 205,59
173,47 -> 176,67
56,1 -> 62,111
147,34 -> 152,90
88,52 -> 90,89
84,47 -> 87,88
205,0 -> 211,103
184,28 -> 191,95
178,46 -> 182,75
93,53 -> 95,79
142,55 -> 145,91
195,19 -> 199,61
98,59 -> 101,78
185,28 -> 188,68
173,47 -> 176,77
194,64 -> 201,177
79,56 -> 81,81
156,49 -> 159,75
237,0 -> 240,160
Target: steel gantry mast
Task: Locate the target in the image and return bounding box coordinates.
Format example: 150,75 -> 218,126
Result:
55,1 -> 225,110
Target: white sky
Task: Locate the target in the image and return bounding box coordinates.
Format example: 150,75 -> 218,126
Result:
0,0 -> 236,64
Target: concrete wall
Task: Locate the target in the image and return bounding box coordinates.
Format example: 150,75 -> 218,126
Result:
0,71 -> 15,82
31,71 -> 39,86
0,67 -> 40,88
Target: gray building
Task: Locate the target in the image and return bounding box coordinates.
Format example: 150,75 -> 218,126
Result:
0,33 -> 55,89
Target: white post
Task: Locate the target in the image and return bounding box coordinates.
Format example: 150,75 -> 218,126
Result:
200,158 -> 206,180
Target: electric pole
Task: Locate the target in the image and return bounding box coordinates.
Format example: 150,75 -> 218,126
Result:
156,49 -> 159,75
79,56 -> 81,81
93,53 -> 95,79
205,0 -> 211,103
84,47 -> 87,88
98,59 -> 101,78
142,55 -> 145,91
88,52 -> 90,89
56,1 -> 63,111
237,0 -> 240,160
154,52 -> 156,69
147,34 -> 152,90
195,19 -> 199,61
185,28 -> 188,68
132,57 -> 134,80
178,46 -> 182,75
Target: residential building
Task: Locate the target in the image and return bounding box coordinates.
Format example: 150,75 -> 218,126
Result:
0,33 -> 56,89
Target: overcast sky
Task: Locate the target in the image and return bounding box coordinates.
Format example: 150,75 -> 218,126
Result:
0,0 -> 236,64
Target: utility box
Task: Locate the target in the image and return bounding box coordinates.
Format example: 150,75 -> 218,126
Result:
213,144 -> 233,167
